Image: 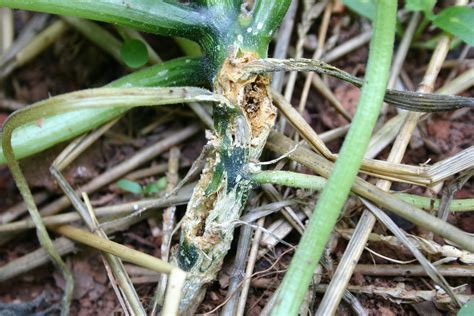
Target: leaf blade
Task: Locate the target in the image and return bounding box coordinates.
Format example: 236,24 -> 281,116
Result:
121,39 -> 149,68
405,0 -> 435,16
432,6 -> 474,46
342,0 -> 376,20
117,179 -> 143,195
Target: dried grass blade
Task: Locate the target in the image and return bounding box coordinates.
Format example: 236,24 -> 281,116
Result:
361,198 -> 462,307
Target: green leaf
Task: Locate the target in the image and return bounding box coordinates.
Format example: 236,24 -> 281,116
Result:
116,179 -> 143,195
144,177 -> 167,195
0,57 -> 207,165
342,0 -> 376,21
120,39 -> 149,68
432,6 -> 474,46
405,0 -> 435,16
458,300 -> 474,316
0,0 -> 208,41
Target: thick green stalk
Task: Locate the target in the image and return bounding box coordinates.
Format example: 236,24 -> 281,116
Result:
201,0 -> 291,74
0,0 -> 209,41
252,171 -> 474,212
245,0 -> 292,55
271,2 -> 397,315
1,2 -> 294,313
170,1 -> 292,312
229,0 -> 292,58
0,57 -> 207,164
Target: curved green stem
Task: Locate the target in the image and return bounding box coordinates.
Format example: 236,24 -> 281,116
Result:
200,0 -> 291,68
246,0 -> 292,54
62,17 -> 124,65
234,0 -> 292,56
271,2 -> 398,315
2,140 -> 74,316
252,171 -> 474,212
0,0 -> 209,41
0,57 -> 207,164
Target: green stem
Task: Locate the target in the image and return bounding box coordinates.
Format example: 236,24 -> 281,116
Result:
0,0 -> 209,41
240,0 -> 292,56
271,2 -> 397,315
252,171 -> 474,212
413,15 -> 431,41
395,193 -> 473,212
62,17 -> 123,65
197,0 -> 292,73
252,170 -> 326,191
3,140 -> 74,316
267,131 -> 474,252
0,57 -> 207,164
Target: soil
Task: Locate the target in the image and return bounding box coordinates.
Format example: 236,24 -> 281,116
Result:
0,5 -> 473,316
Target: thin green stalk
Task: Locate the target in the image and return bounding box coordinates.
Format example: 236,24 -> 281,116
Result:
62,16 -> 124,65
252,170 -> 326,192
266,131 -> 474,252
3,154 -> 74,316
395,193 -> 474,212
0,57 -> 206,164
252,171 -> 474,212
0,0 -> 208,41
271,2 -> 397,315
